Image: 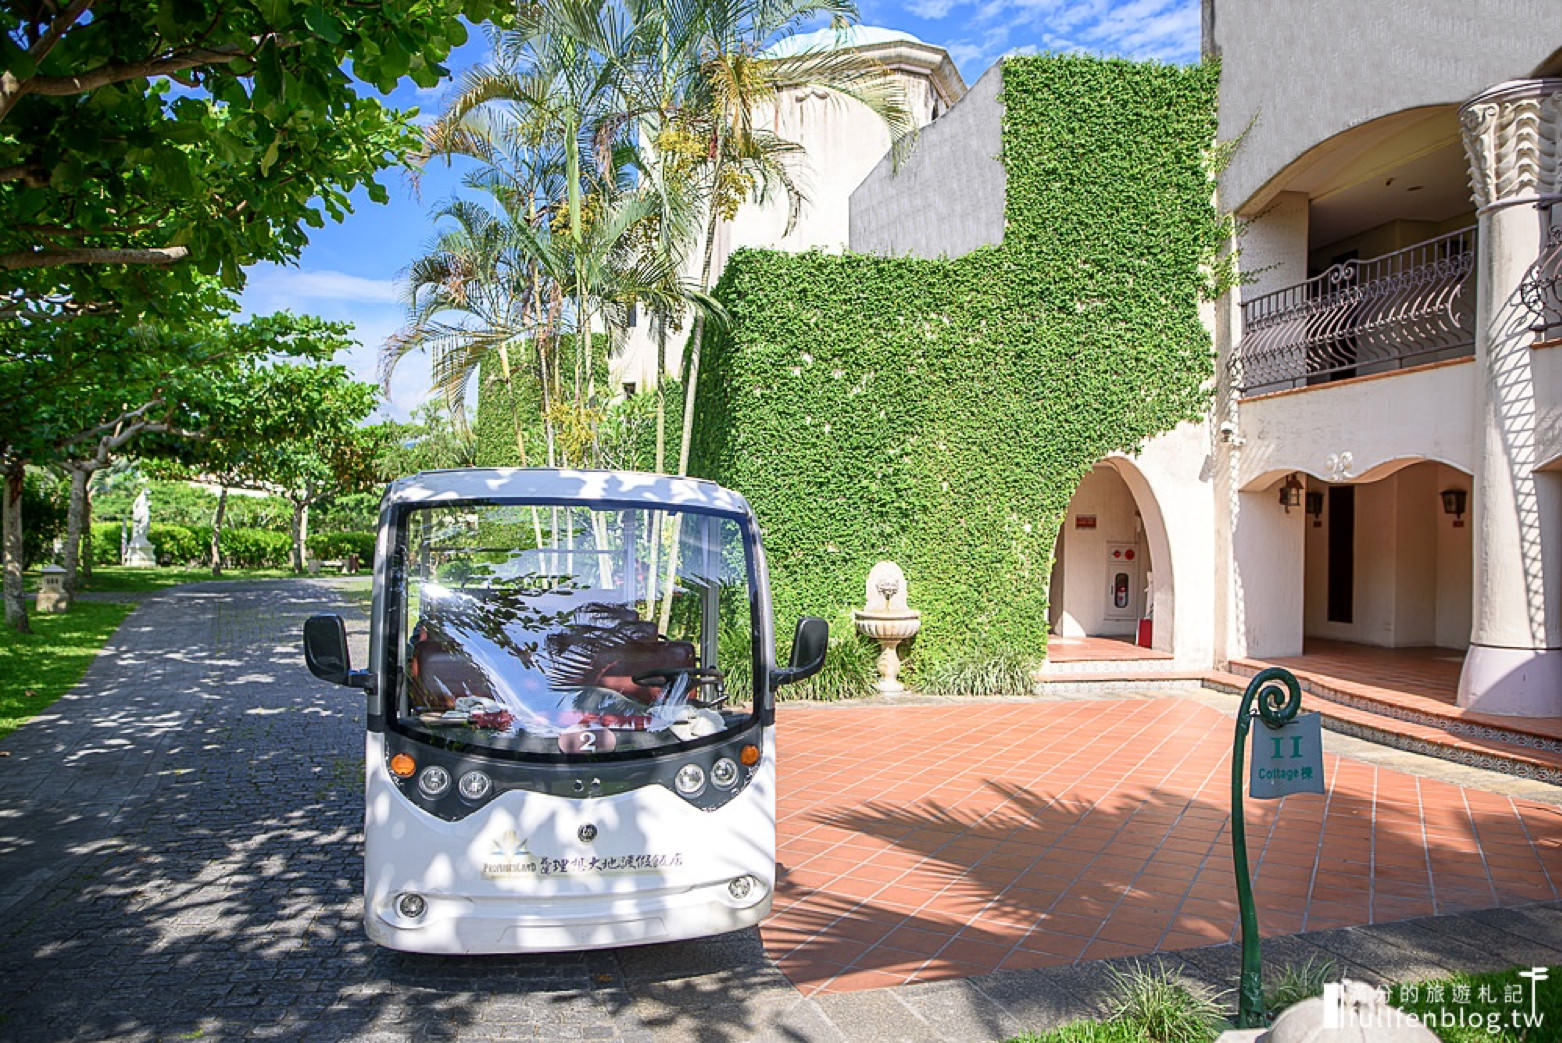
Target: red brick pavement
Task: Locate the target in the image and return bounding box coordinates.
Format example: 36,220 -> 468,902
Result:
765,698 -> 1562,995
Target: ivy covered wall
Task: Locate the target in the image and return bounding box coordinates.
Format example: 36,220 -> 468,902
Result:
691,55 -> 1220,674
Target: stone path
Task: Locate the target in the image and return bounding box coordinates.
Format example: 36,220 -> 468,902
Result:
1,579 -> 1559,1042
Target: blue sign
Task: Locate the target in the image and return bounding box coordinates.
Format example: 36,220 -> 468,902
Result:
1249,711 -> 1324,799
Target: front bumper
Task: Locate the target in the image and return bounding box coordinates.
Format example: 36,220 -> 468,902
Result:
361,732 -> 777,954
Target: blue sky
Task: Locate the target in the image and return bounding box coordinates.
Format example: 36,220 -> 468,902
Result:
238,1 -> 1201,420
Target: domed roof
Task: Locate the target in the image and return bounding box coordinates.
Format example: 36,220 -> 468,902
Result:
761,24 -> 928,60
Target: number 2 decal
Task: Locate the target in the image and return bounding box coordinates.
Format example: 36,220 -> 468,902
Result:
579,730 -> 597,751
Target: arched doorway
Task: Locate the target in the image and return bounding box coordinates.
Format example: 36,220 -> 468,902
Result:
1048,459 -> 1174,656
1300,459 -> 1472,653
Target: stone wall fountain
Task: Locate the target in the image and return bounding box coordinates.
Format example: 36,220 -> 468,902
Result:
853,561 -> 920,694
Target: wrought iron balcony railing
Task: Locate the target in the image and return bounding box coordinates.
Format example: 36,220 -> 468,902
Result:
1520,220 -> 1562,339
1233,226 -> 1477,395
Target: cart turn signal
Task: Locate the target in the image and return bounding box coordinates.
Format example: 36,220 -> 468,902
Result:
390,753 -> 416,778
739,744 -> 760,767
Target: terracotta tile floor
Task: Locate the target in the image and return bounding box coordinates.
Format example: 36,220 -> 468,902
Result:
1241,640 -> 1562,744
1271,639 -> 1465,705
1046,635 -> 1172,662
767,698 -> 1562,995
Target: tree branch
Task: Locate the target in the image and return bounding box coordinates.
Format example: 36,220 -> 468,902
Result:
63,400 -> 165,449
0,245 -> 189,269
23,46 -> 255,98
30,0 -> 96,66
0,164 -> 50,186
0,0 -> 96,121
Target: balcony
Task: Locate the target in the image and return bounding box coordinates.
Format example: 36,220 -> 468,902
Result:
1520,222 -> 1562,340
1234,226 -> 1477,396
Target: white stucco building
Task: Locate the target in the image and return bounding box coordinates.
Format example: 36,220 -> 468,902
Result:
1207,2 -> 1562,718
623,15 -> 1562,770
852,7 -> 1562,735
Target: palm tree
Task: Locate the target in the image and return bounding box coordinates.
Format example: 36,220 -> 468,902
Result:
610,2 -> 916,627
383,193 -> 547,468
389,5 -> 724,471
631,2 -> 918,480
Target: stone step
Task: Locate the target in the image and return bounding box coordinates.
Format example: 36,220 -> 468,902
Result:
1206,668 -> 1562,784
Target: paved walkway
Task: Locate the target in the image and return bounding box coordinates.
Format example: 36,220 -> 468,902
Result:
1,580 -> 1560,1042
768,700 -> 1562,994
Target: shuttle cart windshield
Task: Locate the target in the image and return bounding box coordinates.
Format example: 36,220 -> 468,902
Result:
393,501 -> 757,758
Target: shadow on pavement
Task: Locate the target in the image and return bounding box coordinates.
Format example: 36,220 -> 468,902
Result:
0,581 -> 820,1043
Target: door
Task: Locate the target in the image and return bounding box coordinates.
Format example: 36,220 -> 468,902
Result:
1104,542 -> 1144,626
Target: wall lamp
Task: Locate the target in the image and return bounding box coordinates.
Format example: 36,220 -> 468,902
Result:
1278,473 -> 1303,512
1441,487 -> 1467,527
1304,490 -> 1324,526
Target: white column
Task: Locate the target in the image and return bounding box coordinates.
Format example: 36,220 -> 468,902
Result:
1456,79 -> 1562,715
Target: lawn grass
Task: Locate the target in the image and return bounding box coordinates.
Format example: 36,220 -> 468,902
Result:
3,565 -> 344,743
1397,967 -> 1562,1042
1009,1025 -> 1152,1043
0,600 -> 134,740
1007,965 -> 1562,1043
24,565 -> 299,595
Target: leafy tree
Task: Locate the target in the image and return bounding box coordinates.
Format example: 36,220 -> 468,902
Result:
0,311 -> 355,627
0,0 -> 506,320
191,364 -> 384,571
140,317 -> 364,575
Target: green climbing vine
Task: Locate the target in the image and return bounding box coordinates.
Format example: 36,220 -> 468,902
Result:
690,55 -> 1222,684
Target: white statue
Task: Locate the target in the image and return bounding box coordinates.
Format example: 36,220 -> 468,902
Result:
131,490 -> 150,539
125,488 -> 156,567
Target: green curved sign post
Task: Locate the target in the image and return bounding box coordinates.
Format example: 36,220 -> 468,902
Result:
1230,667 -> 1323,1027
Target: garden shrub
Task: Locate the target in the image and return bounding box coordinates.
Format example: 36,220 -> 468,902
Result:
218,528 -> 293,568
306,530 -> 375,561
149,523 -> 206,565
21,470 -> 67,568
85,520 -> 294,568
691,55 -> 1220,674
90,522 -> 122,566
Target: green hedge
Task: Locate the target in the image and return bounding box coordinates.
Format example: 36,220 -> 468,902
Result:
150,523 -> 208,566
306,530 -> 374,561
89,521 -> 295,568
219,528 -> 293,568
691,56 -> 1220,676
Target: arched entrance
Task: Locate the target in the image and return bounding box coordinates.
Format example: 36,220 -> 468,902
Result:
1301,459 -> 1472,653
1048,459 -> 1174,656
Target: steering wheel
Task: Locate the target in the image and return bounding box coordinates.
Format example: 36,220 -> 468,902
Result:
632,666 -> 728,707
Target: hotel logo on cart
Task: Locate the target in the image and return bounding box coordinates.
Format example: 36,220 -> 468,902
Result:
481,830 -> 684,879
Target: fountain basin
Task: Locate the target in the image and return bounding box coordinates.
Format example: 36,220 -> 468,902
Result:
852,610 -> 921,643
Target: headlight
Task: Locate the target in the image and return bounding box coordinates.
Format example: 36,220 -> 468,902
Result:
417,765 -> 451,798
710,757 -> 740,789
396,892 -> 426,918
674,763 -> 706,796
457,770 -> 493,802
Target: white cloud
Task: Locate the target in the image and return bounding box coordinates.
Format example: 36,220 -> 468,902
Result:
239,265 -> 435,422
949,0 -> 1200,74
244,265 -> 401,307
907,0 -> 962,17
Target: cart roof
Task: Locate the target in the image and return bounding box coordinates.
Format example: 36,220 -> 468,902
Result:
383,468 -> 755,518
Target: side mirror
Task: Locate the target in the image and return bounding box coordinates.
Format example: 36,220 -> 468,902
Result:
303,614 -> 371,689
771,616 -> 829,688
